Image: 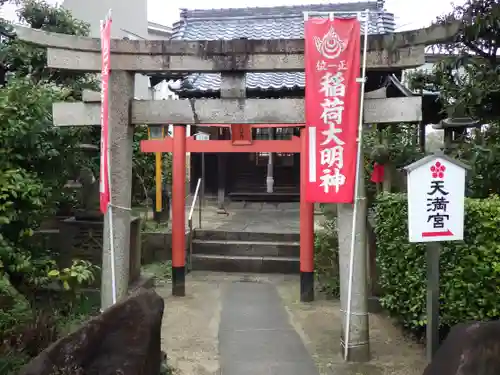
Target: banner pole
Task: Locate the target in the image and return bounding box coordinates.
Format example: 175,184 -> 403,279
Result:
107,204 -> 117,304
344,9 -> 370,361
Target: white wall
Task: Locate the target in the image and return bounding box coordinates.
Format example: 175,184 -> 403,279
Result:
402,62 -> 435,86
150,81 -> 192,137
62,0 -> 150,99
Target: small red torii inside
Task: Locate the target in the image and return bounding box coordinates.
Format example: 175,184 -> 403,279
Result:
141,123 -> 315,302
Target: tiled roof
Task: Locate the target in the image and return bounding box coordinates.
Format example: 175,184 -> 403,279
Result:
170,1 -> 396,93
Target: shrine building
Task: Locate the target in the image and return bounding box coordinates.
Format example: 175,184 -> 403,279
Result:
148,1 -> 425,203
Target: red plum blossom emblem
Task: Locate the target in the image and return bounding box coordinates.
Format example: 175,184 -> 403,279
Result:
430,161 -> 446,179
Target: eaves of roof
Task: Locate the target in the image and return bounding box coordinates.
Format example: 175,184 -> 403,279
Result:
168,1 -> 396,93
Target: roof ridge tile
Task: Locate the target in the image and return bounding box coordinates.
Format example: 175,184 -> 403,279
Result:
180,2 -> 383,20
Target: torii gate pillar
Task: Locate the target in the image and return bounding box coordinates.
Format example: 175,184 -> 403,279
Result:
171,125 -> 187,296
101,70 -> 135,309
300,127 -> 315,302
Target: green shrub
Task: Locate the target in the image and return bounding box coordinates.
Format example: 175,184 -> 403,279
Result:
0,275 -> 100,374
374,193 -> 500,333
0,276 -> 31,334
0,276 -> 56,375
314,218 -> 340,298
142,261 -> 172,286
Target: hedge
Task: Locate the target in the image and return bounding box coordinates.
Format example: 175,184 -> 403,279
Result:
374,193 -> 500,333
314,218 -> 340,298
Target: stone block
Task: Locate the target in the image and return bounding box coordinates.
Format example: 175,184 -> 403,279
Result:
423,321 -> 500,375
58,216 -> 141,286
19,289 -> 164,375
141,230 -> 191,264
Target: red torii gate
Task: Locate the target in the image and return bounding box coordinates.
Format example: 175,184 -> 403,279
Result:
141,123 -> 315,302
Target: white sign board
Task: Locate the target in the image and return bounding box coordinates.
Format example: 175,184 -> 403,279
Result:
195,132 -> 210,141
406,154 -> 468,243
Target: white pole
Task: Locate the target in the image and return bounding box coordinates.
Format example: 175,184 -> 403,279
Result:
188,178 -> 202,221
344,9 -> 370,361
107,205 -> 117,304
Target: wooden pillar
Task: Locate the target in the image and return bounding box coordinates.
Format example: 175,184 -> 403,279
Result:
217,152 -> 226,212
299,127 -> 314,302
172,125 -> 186,296
419,122 -> 426,153
419,88 -> 426,153
444,128 -> 453,154
101,70 -> 134,310
382,125 -> 393,192
267,128 -> 274,193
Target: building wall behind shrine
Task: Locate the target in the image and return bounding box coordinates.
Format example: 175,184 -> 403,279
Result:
62,0 -> 150,99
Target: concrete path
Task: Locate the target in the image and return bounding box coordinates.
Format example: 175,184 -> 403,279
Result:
158,272 -> 427,375
219,281 -> 319,375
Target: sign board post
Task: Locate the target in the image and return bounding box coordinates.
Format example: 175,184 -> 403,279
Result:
194,132 -> 210,228
404,151 -> 470,362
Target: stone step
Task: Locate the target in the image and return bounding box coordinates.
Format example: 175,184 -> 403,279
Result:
192,239 -> 299,257
194,229 -> 300,243
191,254 -> 299,274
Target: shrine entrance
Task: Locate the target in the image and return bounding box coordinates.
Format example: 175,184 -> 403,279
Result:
189,126 -> 301,201
141,123 -> 315,301
13,7 -> 437,327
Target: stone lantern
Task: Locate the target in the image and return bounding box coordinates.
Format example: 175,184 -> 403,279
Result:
433,104 -> 480,153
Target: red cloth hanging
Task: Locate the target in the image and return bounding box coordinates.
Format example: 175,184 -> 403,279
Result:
370,162 -> 385,183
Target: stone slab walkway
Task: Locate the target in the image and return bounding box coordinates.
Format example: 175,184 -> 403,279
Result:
143,204 -> 326,232
157,272 -> 426,375
219,281 -> 319,375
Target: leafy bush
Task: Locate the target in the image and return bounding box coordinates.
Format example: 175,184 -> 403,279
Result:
374,193 -> 500,333
314,218 -> 340,298
131,125 -> 172,206
0,277 -> 31,334
0,276 -> 55,374
0,274 -> 100,374
47,260 -> 99,292
0,1 -> 105,371
0,78 -> 86,295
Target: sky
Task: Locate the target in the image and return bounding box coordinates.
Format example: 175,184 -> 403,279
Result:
1,0 -> 463,32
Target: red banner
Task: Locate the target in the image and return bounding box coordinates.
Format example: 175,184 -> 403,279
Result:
304,18 -> 361,203
99,15 -> 112,214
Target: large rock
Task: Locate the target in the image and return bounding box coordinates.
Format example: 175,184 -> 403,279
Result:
19,288 -> 164,375
423,321 -> 500,375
